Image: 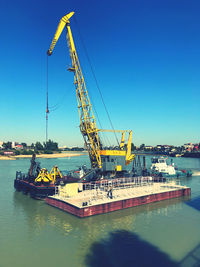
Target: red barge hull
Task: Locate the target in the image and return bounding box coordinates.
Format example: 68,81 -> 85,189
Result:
46,187 -> 191,217
14,179 -> 55,199
14,176 -> 80,199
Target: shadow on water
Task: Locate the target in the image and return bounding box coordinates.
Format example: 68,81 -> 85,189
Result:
185,194 -> 200,212
180,243 -> 200,267
85,230 -> 178,267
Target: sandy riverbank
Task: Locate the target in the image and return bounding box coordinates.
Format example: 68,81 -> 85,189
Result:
0,152 -> 87,160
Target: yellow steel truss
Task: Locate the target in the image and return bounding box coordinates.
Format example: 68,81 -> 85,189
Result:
47,12 -> 135,169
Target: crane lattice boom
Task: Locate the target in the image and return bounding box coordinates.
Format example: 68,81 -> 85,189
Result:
47,12 -> 135,172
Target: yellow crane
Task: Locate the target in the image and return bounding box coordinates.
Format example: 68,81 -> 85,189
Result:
47,12 -> 135,175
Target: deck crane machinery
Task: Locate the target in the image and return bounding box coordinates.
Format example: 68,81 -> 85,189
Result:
47,12 -> 135,178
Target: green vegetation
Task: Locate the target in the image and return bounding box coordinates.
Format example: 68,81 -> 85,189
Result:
2,142 -> 12,149
0,140 -> 60,156
1,139 -> 198,158
35,142 -> 44,151
44,140 -> 59,151
0,140 -> 86,156
43,150 -> 53,154
33,140 -> 59,152
132,143 -> 200,158
20,150 -> 34,155
63,146 -> 84,151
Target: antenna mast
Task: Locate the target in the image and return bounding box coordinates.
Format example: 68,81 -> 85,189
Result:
46,55 -> 49,143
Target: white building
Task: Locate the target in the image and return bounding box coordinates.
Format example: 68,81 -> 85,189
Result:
184,143 -> 194,150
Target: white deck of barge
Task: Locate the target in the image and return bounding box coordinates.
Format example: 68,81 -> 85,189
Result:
49,182 -> 190,209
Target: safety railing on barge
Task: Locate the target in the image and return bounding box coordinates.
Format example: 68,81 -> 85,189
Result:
54,176 -> 181,204
82,176 -> 154,191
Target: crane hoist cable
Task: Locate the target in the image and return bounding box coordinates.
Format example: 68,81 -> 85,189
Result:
46,54 -> 110,147
83,83 -> 110,147
48,90 -> 69,111
69,22 -> 109,147
45,16 -> 111,148
47,12 -> 135,170
45,53 -> 72,145
73,15 -> 120,147
46,56 -> 66,111
46,59 -> 76,112
46,23 -> 109,147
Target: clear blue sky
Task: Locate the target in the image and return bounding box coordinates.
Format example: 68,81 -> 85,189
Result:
0,0 -> 199,147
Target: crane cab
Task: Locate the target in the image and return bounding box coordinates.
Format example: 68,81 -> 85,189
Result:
100,150 -> 126,173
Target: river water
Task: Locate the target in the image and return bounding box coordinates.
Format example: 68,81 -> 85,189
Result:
0,155 -> 200,267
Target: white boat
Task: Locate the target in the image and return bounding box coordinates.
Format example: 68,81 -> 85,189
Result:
150,157 -> 192,177
151,157 -> 176,176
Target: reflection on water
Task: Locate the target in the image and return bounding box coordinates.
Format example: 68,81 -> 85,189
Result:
0,156 -> 200,266
13,191 -> 190,237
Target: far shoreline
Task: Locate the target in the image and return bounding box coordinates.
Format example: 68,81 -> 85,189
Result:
0,151 -> 88,160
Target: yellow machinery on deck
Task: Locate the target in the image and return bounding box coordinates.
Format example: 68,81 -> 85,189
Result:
35,166 -> 62,184
50,165 -> 63,183
47,12 -> 135,175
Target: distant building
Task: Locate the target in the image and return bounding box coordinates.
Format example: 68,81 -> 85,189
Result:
4,151 -> 14,155
11,142 -> 23,149
144,146 -> 153,150
59,146 -> 67,150
0,141 -> 3,149
184,143 -> 194,152
163,145 -> 172,149
12,142 -> 17,149
193,144 -> 199,151
15,144 -> 23,149
155,145 -> 172,152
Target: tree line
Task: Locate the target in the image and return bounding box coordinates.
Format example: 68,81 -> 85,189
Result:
1,140 -> 59,155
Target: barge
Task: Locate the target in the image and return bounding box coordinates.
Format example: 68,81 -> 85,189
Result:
14,154 -> 80,199
14,179 -> 56,199
45,177 -> 191,217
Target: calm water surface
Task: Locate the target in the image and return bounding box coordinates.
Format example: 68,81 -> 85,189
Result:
0,155 -> 200,267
